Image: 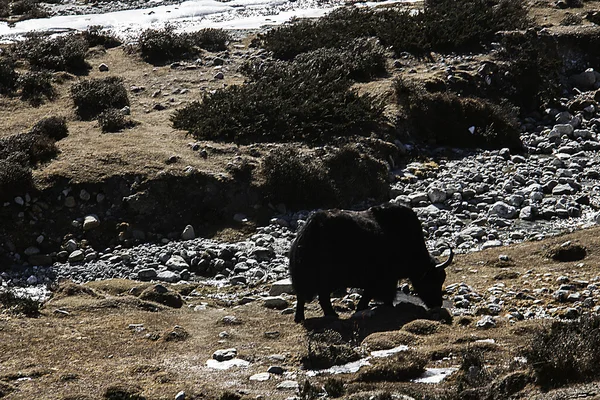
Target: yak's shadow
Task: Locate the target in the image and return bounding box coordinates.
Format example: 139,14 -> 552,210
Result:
302,301 -> 452,342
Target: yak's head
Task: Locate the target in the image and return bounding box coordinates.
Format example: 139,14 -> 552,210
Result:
411,247 -> 453,309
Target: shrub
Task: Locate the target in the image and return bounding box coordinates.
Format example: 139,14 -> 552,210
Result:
17,32 -> 89,73
256,0 -> 530,58
0,290 -> 41,317
82,25 -> 122,48
98,108 -> 135,133
0,0 -> 9,17
9,0 -> 47,18
191,28 -> 230,52
0,156 -> 33,201
325,144 -> 389,206
261,146 -> 336,209
523,315 -> 600,389
358,350 -> 428,381
30,116 -> 68,140
172,49 -> 384,144
323,378 -> 345,398
0,132 -> 59,164
395,78 -> 522,151
71,76 -> 129,120
18,70 -> 55,105
302,330 -> 362,370
0,56 -> 18,95
138,26 -> 194,64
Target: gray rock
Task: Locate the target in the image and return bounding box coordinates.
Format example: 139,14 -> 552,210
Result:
263,296 -> 289,310
138,268 -> 158,280
175,391 -> 185,400
489,201 -> 517,219
427,187 -> 447,204
277,381 -> 300,391
267,365 -> 285,375
269,278 -> 294,296
83,215 -> 100,231
166,255 -> 189,271
26,275 -> 38,285
476,316 -> 496,329
157,270 -> 181,283
181,225 -> 195,240
68,250 -> 85,263
552,184 -> 574,195
24,246 -> 40,256
519,206 -> 536,221
213,348 -> 237,361
408,192 -> 429,205
79,189 -> 91,201
99,63 -> 109,72
249,372 -> 270,381
64,196 -> 76,208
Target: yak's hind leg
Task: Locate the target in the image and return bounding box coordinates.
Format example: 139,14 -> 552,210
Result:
318,290 -> 338,318
294,295 -> 306,323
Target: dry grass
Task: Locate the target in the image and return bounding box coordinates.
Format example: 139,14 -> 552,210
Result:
3,227 -> 600,398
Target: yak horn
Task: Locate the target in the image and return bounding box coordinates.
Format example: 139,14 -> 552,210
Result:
435,245 -> 454,269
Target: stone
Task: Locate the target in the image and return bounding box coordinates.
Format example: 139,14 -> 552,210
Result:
68,250 -> 85,263
553,124 -> 575,137
175,391 -> 185,400
267,366 -> 285,374
14,196 -> 24,206
99,63 -> 109,72
277,380 -> 299,391
249,372 -> 270,381
408,192 -> 429,205
26,275 -> 38,285
213,348 -> 237,361
83,215 -> 100,231
519,206 -> 536,221
552,184 -> 573,195
489,201 -> 517,219
476,316 -> 496,329
157,270 -> 181,283
214,72 -> 224,79
64,196 -> 76,208
263,296 -> 289,310
427,187 -> 447,204
269,278 -> 294,296
181,225 -> 195,240
166,255 -> 189,271
79,189 -> 91,201
138,268 -> 158,280
24,246 -> 40,256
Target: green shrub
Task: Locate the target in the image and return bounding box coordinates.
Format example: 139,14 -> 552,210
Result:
82,25 -> 122,48
0,132 -> 58,164
395,78 -> 522,151
325,144 -> 389,206
255,7 -> 379,60
358,350 -> 428,382
302,330 -> 362,370
98,108 -> 135,133
256,0 -> 530,58
16,32 -> 89,73
172,48 -> 384,144
30,116 -> 68,141
0,290 -> 41,317
9,0 -> 47,18
0,56 -> 18,95
323,378 -> 345,398
138,26 -> 195,64
261,146 -> 336,209
191,28 -> 230,52
18,70 -> 55,105
523,315 -> 600,389
71,76 -> 129,120
0,155 -> 33,201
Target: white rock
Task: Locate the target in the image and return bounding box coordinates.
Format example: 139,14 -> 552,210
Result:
68,250 -> 85,263
249,372 -> 270,381
181,225 -> 195,240
427,187 -> 447,204
269,278 -> 294,296
166,255 -> 189,271
157,270 -> 181,283
26,275 -> 38,285
277,380 -> 299,391
175,390 -> 185,400
14,197 -> 24,206
489,201 -> 517,219
83,215 -> 100,230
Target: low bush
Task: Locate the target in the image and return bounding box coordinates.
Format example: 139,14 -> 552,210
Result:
71,76 -> 129,120
82,25 -> 122,48
0,155 -> 33,201
138,26 -> 228,64
0,56 -> 18,95
256,0 -> 530,59
358,350 -> 428,381
190,28 -> 230,52
325,144 -> 389,206
172,46 -> 384,144
97,108 -> 135,133
0,290 -> 41,317
9,0 -> 47,18
323,378 -> 345,398
302,330 -> 362,370
395,78 -> 522,151
16,32 -> 89,73
261,146 -> 336,209
0,0 -> 9,17
523,315 -> 600,389
0,132 -> 58,164
18,70 -> 55,105
30,116 -> 68,141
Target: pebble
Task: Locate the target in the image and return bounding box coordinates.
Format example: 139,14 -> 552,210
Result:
249,372 -> 270,381
213,348 -> 237,361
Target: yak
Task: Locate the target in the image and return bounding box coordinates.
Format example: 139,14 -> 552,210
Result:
289,203 -> 453,323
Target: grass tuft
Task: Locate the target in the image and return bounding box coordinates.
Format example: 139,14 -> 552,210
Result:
71,76 -> 129,120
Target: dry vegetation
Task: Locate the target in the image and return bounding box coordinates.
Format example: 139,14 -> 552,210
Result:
3,227 -> 600,398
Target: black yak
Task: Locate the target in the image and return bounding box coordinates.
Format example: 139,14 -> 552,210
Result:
289,203 -> 453,323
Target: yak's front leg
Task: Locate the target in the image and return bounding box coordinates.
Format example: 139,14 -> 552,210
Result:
318,290 -> 338,318
294,294 -> 306,323
356,289 -> 373,311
